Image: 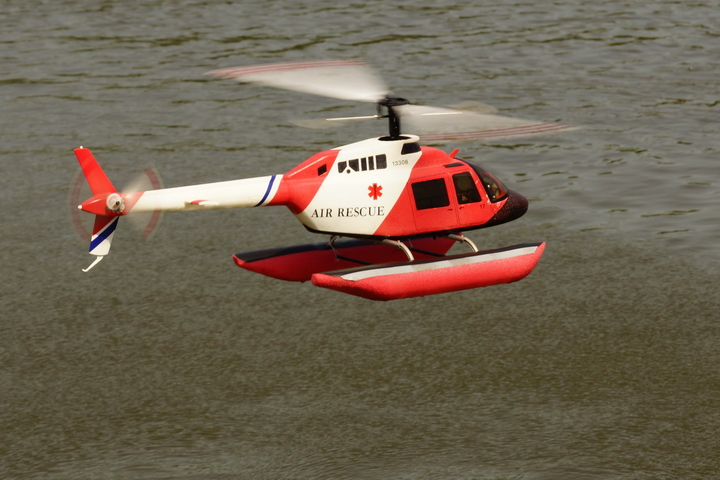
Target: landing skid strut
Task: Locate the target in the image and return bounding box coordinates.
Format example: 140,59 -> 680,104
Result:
447,234 -> 478,253
326,234 -> 478,264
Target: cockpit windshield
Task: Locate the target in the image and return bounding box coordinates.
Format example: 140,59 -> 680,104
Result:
465,162 -> 508,202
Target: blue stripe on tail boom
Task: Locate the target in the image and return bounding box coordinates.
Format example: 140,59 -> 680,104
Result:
254,175 -> 276,207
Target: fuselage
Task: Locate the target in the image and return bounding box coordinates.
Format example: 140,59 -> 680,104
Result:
269,135 -> 528,239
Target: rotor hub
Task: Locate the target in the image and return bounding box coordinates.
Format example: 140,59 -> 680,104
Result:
378,97 -> 411,139
106,193 -> 125,214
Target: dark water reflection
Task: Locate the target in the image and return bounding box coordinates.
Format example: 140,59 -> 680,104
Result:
2,1 -> 719,478
5,228 -> 720,479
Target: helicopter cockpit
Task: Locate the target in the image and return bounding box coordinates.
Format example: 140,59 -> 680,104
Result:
464,162 -> 508,203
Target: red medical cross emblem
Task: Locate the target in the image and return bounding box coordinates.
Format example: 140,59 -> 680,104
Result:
368,183 -> 383,200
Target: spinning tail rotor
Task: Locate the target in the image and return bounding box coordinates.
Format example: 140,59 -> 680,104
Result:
70,148 -> 162,272
72,148 -> 120,272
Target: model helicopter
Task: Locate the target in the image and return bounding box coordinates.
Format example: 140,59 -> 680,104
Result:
73,59 -> 577,300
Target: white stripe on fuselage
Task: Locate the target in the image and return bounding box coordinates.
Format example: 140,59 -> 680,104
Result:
297,136 -> 421,236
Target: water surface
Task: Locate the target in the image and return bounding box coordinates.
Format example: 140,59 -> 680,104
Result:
1,1 -> 719,478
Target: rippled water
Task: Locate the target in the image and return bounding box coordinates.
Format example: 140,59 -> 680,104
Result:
2,1 -> 719,478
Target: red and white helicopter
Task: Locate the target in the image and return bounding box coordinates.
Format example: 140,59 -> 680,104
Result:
73,60 -> 577,300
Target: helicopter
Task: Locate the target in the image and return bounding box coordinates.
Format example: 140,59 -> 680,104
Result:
73,59 -> 577,301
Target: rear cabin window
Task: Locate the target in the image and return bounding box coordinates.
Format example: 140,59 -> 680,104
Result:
337,154 -> 387,174
412,178 -> 450,210
452,172 -> 481,204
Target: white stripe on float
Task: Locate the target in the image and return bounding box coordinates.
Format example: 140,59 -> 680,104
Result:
339,245 -> 539,281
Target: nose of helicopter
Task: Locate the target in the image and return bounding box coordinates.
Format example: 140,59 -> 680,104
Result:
493,189 -> 529,225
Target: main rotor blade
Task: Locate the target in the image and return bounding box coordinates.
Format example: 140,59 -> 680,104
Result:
291,114 -> 382,129
398,104 -> 579,142
207,60 -> 388,103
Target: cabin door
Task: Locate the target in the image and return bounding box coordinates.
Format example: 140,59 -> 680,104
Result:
410,175 -> 458,233
451,171 -> 487,227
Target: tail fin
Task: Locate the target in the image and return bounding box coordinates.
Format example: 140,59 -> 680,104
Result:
74,147 -> 120,272
75,147 -> 118,196
83,214 -> 119,271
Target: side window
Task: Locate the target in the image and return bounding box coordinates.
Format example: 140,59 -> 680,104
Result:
412,178 -> 450,210
337,154 -> 388,173
375,154 -> 387,169
452,172 -> 481,204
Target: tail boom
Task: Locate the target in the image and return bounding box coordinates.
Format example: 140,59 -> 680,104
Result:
74,146 -> 286,272
126,175 -> 283,213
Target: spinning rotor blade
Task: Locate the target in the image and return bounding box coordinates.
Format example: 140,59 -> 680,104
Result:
121,167 -> 163,239
208,59 -> 578,141
289,101 -> 499,131
207,60 -> 388,103
291,114 -> 382,130
446,101 -> 498,114
397,104 -> 579,142
69,167 -> 163,242
69,169 -> 93,243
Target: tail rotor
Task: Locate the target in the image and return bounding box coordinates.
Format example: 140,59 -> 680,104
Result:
70,148 -> 162,272
120,166 -> 163,240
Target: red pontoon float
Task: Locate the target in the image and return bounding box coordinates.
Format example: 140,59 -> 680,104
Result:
235,240 -> 545,301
